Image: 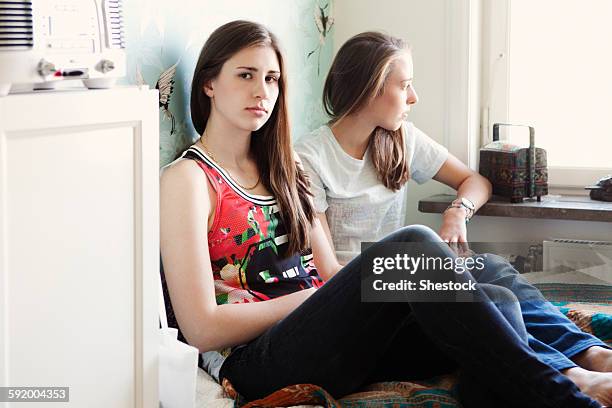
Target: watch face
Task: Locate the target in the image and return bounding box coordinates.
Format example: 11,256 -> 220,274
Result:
461,197 -> 475,210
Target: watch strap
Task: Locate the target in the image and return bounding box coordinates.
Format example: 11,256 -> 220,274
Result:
447,199 -> 474,223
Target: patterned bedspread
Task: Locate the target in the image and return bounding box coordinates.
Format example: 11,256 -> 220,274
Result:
224,283 -> 612,408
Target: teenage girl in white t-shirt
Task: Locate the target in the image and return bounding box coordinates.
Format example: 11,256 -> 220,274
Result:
296,31 -> 612,405
295,33 -> 489,261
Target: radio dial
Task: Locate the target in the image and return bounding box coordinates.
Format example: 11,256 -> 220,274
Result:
98,60 -> 115,74
37,59 -> 56,77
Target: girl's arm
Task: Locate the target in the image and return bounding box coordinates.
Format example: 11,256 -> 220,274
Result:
433,153 -> 492,209
316,211 -> 348,270
310,214 -> 343,281
161,160 -> 316,352
432,153 -> 492,242
316,212 -> 336,254
292,153 -> 343,280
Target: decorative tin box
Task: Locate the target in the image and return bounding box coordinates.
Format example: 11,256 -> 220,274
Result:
479,123 -> 548,203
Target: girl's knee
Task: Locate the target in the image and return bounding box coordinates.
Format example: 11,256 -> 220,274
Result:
483,253 -> 514,267
393,224 -> 442,243
479,283 -> 527,341
480,283 -> 519,304
477,253 -> 520,279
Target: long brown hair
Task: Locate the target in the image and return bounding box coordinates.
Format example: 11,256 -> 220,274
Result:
184,20 -> 315,255
323,32 -> 410,191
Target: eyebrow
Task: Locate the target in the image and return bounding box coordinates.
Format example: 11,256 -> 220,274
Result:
236,66 -> 281,74
401,78 -> 413,83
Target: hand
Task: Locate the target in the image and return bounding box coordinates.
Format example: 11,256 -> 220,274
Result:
439,208 -> 472,257
439,208 -> 467,242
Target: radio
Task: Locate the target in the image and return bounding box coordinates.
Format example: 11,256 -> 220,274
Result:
0,0 -> 125,96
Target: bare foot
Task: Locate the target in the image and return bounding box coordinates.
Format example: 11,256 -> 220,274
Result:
563,366 -> 612,406
573,346 -> 612,372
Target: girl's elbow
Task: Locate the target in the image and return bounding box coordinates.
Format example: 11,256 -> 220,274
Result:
322,262 -> 342,281
192,327 -> 228,354
474,172 -> 493,197
483,176 -> 493,197
181,325 -> 210,353
180,310 -> 219,353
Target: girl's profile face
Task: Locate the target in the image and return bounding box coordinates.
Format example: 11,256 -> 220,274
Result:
206,45 -> 281,133
368,51 -> 418,131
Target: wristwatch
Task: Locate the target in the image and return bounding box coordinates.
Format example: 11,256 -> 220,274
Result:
445,197 -> 476,223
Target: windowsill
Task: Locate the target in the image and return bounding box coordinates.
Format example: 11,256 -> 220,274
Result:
418,194 -> 612,223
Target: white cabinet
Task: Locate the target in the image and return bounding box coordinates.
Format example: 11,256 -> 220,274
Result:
0,87 -> 159,407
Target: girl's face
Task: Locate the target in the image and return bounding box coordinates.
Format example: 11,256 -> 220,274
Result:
367,52 -> 418,131
206,45 -> 281,133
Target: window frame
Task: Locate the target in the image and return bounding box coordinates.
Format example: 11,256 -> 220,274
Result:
481,0 -> 612,191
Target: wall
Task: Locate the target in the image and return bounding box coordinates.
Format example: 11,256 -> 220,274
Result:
333,0 -> 612,243
123,0 -> 334,167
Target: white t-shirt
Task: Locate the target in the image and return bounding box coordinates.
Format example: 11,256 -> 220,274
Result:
295,122 -> 448,264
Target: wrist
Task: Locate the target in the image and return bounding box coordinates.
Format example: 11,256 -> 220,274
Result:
447,197 -> 475,223
443,207 -> 467,220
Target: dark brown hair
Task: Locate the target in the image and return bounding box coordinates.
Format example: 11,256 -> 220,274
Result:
185,20 -> 315,255
323,31 -> 411,191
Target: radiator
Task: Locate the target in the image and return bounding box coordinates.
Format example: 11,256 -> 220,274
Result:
543,239 -> 612,285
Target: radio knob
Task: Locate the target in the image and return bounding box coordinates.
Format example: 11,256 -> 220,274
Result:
37,59 -> 56,77
98,60 -> 115,74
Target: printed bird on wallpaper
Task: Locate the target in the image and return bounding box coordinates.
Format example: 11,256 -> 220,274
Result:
156,61 -> 179,135
307,0 -> 335,76
135,64 -> 146,90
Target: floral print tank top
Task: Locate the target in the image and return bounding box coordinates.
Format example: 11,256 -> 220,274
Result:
175,146 -> 324,307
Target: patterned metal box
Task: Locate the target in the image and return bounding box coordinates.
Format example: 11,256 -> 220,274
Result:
479,124 -> 548,203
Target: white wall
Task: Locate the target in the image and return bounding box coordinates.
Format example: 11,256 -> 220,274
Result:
334,0 -> 612,243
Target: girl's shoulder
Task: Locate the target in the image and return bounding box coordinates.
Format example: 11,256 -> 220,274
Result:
159,150 -> 209,195
403,121 -> 443,153
294,125 -> 335,165
160,156 -> 201,179
295,125 -> 333,151
401,120 -> 417,146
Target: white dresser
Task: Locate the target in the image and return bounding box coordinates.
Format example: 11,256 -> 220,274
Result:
0,87 -> 159,407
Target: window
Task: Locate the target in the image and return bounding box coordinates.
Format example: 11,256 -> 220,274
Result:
482,0 -> 612,188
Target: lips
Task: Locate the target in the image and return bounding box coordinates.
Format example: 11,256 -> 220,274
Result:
246,106 -> 267,114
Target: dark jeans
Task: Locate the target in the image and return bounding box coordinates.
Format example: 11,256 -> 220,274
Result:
218,225 -> 601,408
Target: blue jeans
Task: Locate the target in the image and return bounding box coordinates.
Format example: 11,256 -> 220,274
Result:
471,253 -> 608,371
218,225 -> 601,407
